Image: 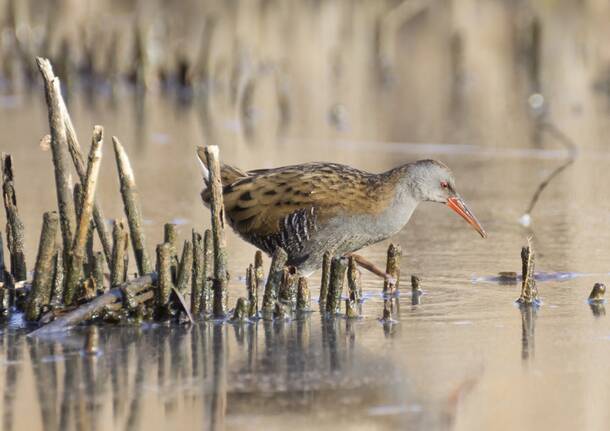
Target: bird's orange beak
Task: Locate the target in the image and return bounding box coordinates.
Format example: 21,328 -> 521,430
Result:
446,196 -> 487,238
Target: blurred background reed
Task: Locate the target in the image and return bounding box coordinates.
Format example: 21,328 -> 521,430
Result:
1,0 -> 609,151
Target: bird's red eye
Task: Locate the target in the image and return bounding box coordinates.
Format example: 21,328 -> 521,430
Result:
440,181 -> 448,189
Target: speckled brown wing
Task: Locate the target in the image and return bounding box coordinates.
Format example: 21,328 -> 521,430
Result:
222,163 -> 394,236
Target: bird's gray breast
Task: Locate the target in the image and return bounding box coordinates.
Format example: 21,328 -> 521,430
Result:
295,196 -> 419,272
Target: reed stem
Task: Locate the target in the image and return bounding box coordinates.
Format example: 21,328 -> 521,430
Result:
25,212 -> 59,320
112,136 -> 152,275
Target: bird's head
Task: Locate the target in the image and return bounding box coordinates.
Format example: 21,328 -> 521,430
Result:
407,160 -> 487,238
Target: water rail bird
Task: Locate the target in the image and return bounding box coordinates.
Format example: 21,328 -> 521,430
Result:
197,148 -> 486,278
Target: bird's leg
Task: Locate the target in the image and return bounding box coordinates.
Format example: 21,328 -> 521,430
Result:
345,253 -> 396,286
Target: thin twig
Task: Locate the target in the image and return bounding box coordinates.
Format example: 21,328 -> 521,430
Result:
524,121 -> 578,216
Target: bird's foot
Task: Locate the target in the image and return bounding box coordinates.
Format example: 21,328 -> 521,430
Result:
346,253 -> 396,285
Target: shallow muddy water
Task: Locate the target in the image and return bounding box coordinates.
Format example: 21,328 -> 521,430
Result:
2,1 -> 610,430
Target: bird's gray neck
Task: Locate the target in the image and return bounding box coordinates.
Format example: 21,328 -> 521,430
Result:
382,163 -> 428,202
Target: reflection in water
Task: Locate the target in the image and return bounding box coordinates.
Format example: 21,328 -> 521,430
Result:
589,302 -> 606,318
519,305 -> 537,362
1,314 -> 430,431
382,297 -> 400,338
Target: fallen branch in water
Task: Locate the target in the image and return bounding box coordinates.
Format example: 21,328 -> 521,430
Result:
27,273 -> 157,337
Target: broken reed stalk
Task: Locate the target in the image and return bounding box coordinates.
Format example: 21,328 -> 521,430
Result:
346,256 -> 361,318
64,127 -> 103,305
246,264 -> 258,318
42,56 -> 112,267
155,243 -> 172,311
279,266 -> 297,308
589,283 -> 606,302
191,230 -> 204,316
318,251 -> 331,307
93,251 -> 105,293
326,257 -> 348,315
261,247 -> 288,316
204,146 -> 229,318
0,233 -> 8,315
113,136 -> 152,276
296,277 -> 310,312
201,229 -> 213,314
175,240 -> 193,293
36,58 -> 76,260
49,250 -> 64,306
2,153 -> 27,281
28,273 -> 157,337
25,211 -> 59,320
73,184 -> 94,274
164,223 -> 179,280
231,297 -> 249,322
518,239 -> 538,305
249,251 -> 263,318
254,250 -> 264,286
111,220 -> 128,287
383,243 -> 401,294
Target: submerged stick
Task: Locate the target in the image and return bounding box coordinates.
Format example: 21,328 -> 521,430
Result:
383,243 -> 401,294
517,239 -> 539,305
326,257 -> 348,315
318,251 -> 331,307
111,220 -> 128,287
25,212 -> 59,321
205,146 -> 229,318
113,136 -> 152,275
175,240 -> 193,293
36,58 -> 76,259
261,247 -> 288,316
2,153 -> 27,281
64,127 -> 103,305
191,230 -> 204,316
28,273 -> 157,337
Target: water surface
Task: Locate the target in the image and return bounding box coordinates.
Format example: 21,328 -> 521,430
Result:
2,1 -> 610,430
